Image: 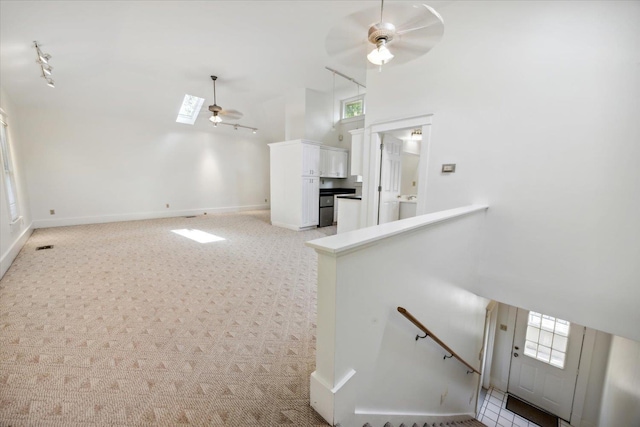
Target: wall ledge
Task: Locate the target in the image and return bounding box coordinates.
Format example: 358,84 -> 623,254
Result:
306,204 -> 488,256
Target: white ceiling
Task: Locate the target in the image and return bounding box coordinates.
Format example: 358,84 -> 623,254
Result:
0,1 -> 387,129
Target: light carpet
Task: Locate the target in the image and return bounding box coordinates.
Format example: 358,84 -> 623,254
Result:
0,211 -> 335,426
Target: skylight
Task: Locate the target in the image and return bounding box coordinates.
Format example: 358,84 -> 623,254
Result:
176,94 -> 205,125
171,229 -> 226,243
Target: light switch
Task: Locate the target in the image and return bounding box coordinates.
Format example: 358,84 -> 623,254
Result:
442,164 -> 456,173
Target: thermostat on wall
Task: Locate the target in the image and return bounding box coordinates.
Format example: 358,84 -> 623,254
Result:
442,164 -> 456,173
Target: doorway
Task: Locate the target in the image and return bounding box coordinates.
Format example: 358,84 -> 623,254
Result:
507,308 -> 585,421
365,115 -> 433,227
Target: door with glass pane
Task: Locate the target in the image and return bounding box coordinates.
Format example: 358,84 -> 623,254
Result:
507,308 -> 584,420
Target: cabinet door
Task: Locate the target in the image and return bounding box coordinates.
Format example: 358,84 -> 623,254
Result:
302,144 -> 320,176
336,151 -> 348,178
301,177 -> 319,227
319,148 -> 329,177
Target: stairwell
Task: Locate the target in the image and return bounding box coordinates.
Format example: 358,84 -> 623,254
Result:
360,419 -> 487,427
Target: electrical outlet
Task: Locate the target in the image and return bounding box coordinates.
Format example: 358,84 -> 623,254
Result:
49,209 -> 55,215
166,203 -> 170,208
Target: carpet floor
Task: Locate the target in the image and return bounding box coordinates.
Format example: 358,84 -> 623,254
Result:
0,211 -> 335,426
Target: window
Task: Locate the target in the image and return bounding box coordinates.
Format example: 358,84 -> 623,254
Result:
176,94 -> 205,125
341,94 -> 365,121
524,311 -> 570,368
0,116 -> 19,222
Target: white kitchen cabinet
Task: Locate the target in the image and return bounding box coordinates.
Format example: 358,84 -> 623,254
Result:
268,139 -> 322,231
301,177 -> 320,227
320,147 -> 348,178
302,143 -> 320,177
349,128 -> 364,176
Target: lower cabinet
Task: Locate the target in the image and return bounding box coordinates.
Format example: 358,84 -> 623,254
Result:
301,177 -> 319,227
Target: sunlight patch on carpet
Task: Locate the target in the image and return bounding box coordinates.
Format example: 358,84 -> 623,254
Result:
171,229 -> 226,243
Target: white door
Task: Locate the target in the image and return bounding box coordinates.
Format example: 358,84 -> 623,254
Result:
378,138 -> 402,224
508,308 -> 584,420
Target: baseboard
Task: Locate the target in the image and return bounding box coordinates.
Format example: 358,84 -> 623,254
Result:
0,221 -> 34,279
352,411 -> 476,427
31,204 -> 269,229
271,221 -> 317,231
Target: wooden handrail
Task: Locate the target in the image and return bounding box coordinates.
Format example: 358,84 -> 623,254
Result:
397,306 -> 481,375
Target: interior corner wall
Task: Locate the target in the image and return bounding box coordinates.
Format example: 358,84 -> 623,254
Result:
304,88 -> 332,143
363,0 -> 640,341
598,335 -> 640,426
284,88 -> 306,141
18,106 -> 270,227
0,87 -> 33,278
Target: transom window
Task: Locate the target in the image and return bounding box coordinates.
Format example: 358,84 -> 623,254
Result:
524,311 -> 570,369
341,94 -> 365,120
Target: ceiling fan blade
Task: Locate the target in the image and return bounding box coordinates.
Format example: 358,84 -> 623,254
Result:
325,5 -> 379,67
219,109 -> 243,120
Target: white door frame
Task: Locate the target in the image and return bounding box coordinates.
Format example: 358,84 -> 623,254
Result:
497,305 -> 598,425
361,114 -> 433,228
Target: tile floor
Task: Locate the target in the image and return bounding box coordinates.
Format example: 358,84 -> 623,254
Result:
477,388 -> 571,427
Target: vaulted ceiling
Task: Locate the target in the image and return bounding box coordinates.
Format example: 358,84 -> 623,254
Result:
0,1 -> 381,131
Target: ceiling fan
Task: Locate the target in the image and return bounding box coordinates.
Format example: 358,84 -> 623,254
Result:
325,0 -> 445,68
207,75 -> 243,126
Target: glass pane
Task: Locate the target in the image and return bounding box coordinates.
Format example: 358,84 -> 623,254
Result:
552,334 -> 568,352
526,326 -> 540,342
524,340 -> 538,357
550,350 -> 566,368
555,320 -> 570,337
539,329 -> 553,347
528,312 -> 542,327
541,315 -> 555,332
536,345 -> 551,363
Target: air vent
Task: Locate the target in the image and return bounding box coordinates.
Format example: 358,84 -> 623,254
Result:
36,245 -> 53,251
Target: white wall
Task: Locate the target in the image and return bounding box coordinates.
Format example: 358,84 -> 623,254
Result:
0,87 -> 33,278
18,106 -> 269,227
309,206 -> 489,425
598,335 -> 640,426
363,0 -> 640,341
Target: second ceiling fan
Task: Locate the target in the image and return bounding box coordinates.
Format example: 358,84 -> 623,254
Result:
207,75 -> 243,126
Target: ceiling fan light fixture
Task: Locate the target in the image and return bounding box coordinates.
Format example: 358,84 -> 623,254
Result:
209,114 -> 222,124
367,39 -> 394,65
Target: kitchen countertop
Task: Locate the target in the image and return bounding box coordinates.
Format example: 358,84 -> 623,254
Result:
319,188 -> 356,196
336,195 -> 361,200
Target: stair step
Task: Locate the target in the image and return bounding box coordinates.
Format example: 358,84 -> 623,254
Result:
362,419 -> 487,427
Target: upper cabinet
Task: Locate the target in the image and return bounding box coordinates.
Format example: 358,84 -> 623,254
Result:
302,143 -> 320,177
349,129 -> 364,177
320,147 -> 349,178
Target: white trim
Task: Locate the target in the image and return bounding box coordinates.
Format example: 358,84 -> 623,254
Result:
363,114 -> 434,228
310,369 -> 357,426
32,204 -> 269,229
570,327 -> 597,426
0,221 -> 33,279
306,204 -> 488,256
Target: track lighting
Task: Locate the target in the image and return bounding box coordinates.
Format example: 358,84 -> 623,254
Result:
33,41 -> 55,88
214,122 -> 258,133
